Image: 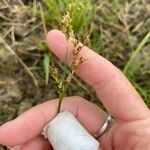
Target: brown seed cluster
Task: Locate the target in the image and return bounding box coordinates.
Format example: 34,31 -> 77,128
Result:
61,4 -> 75,39
51,67 -> 59,79
51,4 -> 88,91
71,39 -> 87,70
49,3 -> 89,113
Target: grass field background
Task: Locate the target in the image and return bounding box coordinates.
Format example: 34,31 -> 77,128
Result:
0,0 -> 150,149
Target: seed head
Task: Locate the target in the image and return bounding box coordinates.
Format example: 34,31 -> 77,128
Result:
73,45 -> 83,56
66,74 -> 72,83
72,59 -> 80,69
79,56 -> 88,64
52,67 -> 58,76
72,39 -> 79,47
58,81 -> 64,92
61,4 -> 75,39
84,35 -> 90,45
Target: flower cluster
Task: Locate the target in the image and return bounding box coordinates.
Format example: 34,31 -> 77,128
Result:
50,4 -> 88,113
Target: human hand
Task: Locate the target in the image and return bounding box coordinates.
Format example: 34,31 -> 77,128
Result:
0,30 -> 150,150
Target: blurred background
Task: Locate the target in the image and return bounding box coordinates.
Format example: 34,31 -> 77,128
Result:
0,0 -> 150,149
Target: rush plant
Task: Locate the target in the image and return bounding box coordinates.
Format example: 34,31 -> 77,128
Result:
49,4 -> 88,113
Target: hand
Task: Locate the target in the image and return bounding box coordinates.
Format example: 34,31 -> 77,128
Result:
0,30 -> 150,150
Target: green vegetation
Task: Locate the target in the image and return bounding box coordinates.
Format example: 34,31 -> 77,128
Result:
43,0 -> 150,106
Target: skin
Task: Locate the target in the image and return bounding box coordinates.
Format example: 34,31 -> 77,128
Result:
0,30 -> 150,150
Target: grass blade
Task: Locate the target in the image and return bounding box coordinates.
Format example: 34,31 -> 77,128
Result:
123,31 -> 150,74
44,53 -> 50,85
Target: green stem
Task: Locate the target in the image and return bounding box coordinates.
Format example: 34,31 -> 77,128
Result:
57,93 -> 64,113
64,70 -> 75,91
123,31 -> 150,74
56,0 -> 59,4
57,70 -> 75,114
63,42 -> 69,79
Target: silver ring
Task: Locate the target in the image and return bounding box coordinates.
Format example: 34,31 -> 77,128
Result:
94,113 -> 112,139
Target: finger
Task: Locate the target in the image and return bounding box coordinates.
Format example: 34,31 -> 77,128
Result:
0,96 -> 106,146
46,30 -> 149,121
11,136 -> 52,150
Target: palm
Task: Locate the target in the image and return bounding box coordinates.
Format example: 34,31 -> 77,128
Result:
0,30 -> 149,150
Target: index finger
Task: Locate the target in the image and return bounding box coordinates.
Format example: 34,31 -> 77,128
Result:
46,30 -> 149,121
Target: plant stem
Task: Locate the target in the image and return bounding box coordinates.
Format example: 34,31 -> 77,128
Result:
0,36 -> 38,88
39,3 -> 47,37
64,70 -> 75,91
63,42 -> 69,79
56,0 -> 59,5
123,31 -> 150,74
57,70 -> 75,114
57,93 -> 64,113
44,53 -> 50,85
